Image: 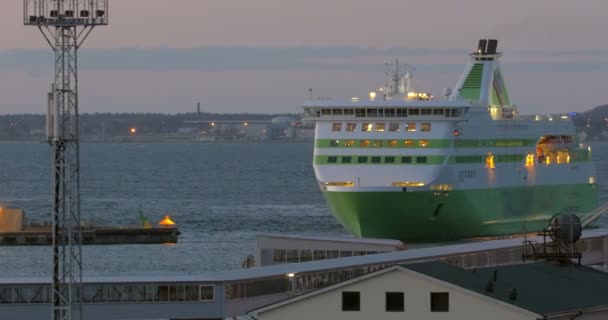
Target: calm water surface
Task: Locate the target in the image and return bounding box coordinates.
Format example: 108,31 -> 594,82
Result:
0,142 -> 606,276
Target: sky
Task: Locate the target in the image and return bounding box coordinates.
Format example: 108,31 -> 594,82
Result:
1,0 -> 607,115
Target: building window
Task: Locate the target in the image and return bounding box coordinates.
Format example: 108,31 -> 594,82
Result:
421,123 -> 431,132
330,140 -> 340,147
386,292 -> 404,312
371,156 -> 382,163
342,291 -> 360,311
416,156 -> 428,164
346,123 -> 356,132
286,249 -> 299,263
388,140 -> 398,147
404,140 -> 414,147
419,140 -> 429,147
360,140 -> 371,148
332,123 -> 342,132
300,250 -> 312,262
341,156 -> 352,164
385,156 -> 395,163
373,140 -> 384,147
406,123 -> 417,132
199,285 -> 215,302
272,249 -> 286,263
421,108 -> 432,115
362,123 -> 373,132
327,156 -> 338,163
375,123 -> 386,132
430,292 -> 449,312
401,156 -> 412,164
389,123 -> 400,132
358,156 -> 368,163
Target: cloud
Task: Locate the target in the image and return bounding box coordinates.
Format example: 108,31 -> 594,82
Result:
1,46 -> 607,74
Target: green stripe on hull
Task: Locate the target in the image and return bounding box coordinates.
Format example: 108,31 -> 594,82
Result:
322,184 -> 598,242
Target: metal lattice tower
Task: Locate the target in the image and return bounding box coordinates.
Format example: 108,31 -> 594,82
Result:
24,1 -> 108,319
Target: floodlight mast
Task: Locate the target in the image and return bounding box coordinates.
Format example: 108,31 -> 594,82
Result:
23,1 -> 108,319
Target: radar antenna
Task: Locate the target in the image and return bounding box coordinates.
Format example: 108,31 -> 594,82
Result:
24,1 -> 109,319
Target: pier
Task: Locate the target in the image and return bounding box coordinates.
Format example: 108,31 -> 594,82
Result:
0,207 -> 179,245
0,226 -> 179,246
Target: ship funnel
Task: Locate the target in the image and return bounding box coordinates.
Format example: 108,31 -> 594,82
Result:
476,39 -> 499,55
477,39 -> 487,53
450,38 -> 510,114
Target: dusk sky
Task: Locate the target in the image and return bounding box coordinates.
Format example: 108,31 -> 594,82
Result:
1,0 -> 607,114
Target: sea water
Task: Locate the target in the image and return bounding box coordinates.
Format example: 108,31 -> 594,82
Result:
0,141 -> 606,276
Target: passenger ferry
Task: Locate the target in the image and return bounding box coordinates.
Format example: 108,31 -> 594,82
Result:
303,39 -> 598,242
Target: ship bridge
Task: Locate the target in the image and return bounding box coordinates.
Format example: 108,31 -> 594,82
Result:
303,100 -> 471,121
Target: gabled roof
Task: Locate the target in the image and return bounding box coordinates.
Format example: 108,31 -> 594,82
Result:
404,261 -> 608,316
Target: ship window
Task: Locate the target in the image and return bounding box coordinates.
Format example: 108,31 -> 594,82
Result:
401,156 -> 412,164
389,123 -> 400,132
360,140 -> 371,147
357,156 -> 368,163
330,140 -> 340,147
385,156 -> 395,163
408,108 -> 420,116
373,140 -> 384,147
321,108 -> 332,115
344,109 -> 354,115
388,140 -> 398,147
328,156 -> 338,163
416,156 -> 428,164
375,123 -> 386,132
346,123 -> 356,132
342,156 -> 352,164
404,140 -> 414,147
406,123 -> 417,132
332,108 -> 343,115
332,123 -> 342,132
344,140 -> 356,147
396,109 -> 408,117
355,109 -> 366,117
371,156 -> 382,163
421,108 -> 432,115
433,108 -> 444,115
362,123 -> 373,132
385,109 -> 396,117
366,108 -> 378,117
421,123 -> 431,132
419,140 -> 429,148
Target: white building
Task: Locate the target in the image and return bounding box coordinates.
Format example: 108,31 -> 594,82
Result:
249,261 -> 608,320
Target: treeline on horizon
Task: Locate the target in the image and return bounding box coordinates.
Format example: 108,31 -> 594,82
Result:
0,112 -> 299,139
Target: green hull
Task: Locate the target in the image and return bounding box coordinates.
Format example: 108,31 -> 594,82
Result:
323,184 -> 598,242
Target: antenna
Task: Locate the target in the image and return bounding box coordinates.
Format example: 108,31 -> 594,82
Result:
24,1 -> 109,319
384,58 -> 407,95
